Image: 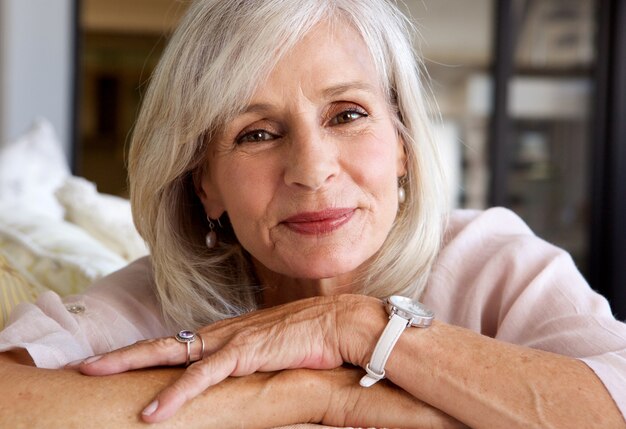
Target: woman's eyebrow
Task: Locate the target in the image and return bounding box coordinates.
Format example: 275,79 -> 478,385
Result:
322,81 -> 377,98
238,82 -> 376,116
240,103 -> 274,115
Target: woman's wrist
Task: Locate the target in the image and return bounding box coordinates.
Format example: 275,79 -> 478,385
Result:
334,294 -> 389,368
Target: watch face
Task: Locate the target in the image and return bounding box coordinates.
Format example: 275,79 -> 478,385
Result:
387,296 -> 434,326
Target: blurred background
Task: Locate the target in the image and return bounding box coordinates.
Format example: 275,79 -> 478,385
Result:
0,0 -> 624,317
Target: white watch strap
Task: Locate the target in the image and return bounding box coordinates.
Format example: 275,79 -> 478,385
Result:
359,313 -> 408,387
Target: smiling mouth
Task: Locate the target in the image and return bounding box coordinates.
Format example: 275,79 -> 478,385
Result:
281,208 -> 356,235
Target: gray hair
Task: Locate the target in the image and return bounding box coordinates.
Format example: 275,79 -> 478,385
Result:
128,0 -> 447,329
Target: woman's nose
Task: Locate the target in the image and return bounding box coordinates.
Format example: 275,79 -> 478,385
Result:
283,128 -> 340,191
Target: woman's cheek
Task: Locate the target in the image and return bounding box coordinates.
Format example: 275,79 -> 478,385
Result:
345,136 -> 400,192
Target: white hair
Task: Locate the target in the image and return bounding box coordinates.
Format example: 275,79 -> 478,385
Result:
128,0 -> 447,329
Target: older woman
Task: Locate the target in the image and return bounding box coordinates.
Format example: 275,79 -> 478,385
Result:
1,0 -> 625,428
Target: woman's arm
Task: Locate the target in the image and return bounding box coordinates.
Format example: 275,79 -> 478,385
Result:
77,294 -> 625,428
0,350 -> 327,428
342,298 -> 626,428
344,308 -> 626,429
321,364 -> 467,429
0,349 -> 464,428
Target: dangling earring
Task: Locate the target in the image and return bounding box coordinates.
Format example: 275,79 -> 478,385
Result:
398,176 -> 407,204
205,217 -> 217,248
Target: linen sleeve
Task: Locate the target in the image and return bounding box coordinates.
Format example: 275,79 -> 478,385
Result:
425,207 -> 626,419
0,257 -> 168,368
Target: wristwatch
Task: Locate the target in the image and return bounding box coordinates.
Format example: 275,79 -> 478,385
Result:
360,295 -> 434,387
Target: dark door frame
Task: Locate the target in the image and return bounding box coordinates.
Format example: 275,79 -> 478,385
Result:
589,0 -> 626,319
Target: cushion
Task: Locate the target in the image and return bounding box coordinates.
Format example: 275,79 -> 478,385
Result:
0,250 -> 45,330
0,118 -> 70,219
55,176 -> 149,262
0,204 -> 127,296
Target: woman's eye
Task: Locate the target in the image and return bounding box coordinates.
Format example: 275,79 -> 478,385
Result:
236,129 -> 277,144
330,109 -> 368,125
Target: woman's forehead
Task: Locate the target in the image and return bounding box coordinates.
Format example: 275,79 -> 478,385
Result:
245,22 -> 386,105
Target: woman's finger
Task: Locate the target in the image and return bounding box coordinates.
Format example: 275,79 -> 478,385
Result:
74,336 -> 205,375
141,349 -> 239,422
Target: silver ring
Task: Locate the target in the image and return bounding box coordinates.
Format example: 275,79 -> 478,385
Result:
175,330 -> 196,367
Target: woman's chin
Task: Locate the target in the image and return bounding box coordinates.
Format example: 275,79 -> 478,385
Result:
250,233 -> 382,282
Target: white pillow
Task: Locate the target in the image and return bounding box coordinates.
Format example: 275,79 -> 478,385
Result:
55,176 -> 149,262
0,118 -> 70,219
0,204 -> 127,296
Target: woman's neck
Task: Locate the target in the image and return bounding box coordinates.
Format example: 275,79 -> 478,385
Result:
252,259 -> 361,308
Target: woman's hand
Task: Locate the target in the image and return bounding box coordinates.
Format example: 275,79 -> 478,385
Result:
72,294 -> 385,423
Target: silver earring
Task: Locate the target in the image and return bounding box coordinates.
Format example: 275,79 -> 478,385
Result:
398,176 -> 407,204
398,185 -> 406,204
205,218 -> 217,248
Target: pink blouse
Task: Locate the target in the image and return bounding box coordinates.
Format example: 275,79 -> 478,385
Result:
1,207 -> 625,423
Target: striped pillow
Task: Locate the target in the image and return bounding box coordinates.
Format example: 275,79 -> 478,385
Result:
0,250 -> 42,329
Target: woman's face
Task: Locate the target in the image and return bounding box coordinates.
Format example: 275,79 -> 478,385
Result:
198,21 -> 406,280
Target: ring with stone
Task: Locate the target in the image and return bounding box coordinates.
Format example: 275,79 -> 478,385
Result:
175,330 -> 196,367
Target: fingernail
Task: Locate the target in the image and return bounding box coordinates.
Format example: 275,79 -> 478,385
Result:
83,355 -> 103,365
142,399 -> 159,416
65,359 -> 83,368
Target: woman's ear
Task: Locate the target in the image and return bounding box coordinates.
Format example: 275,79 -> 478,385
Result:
193,166 -> 225,219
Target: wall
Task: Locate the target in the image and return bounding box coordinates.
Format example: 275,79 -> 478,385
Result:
82,0 -> 185,34
0,0 -> 73,159
401,0 -> 492,66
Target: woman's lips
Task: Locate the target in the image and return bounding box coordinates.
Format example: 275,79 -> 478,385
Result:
281,208 -> 355,235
